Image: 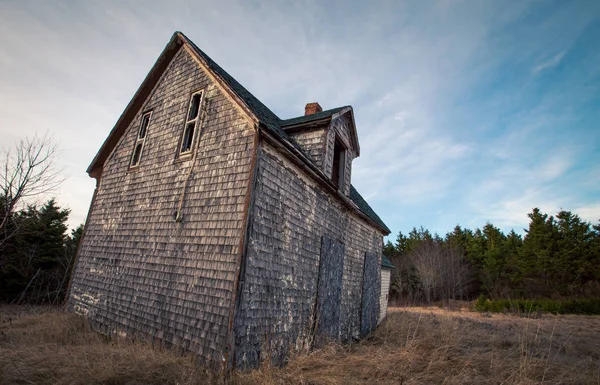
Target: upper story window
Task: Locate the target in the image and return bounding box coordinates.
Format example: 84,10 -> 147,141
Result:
179,90 -> 204,156
130,111 -> 152,168
331,136 -> 346,189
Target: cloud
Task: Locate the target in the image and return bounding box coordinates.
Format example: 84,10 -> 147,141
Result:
463,142 -> 593,233
574,204 -> 600,224
532,50 -> 567,74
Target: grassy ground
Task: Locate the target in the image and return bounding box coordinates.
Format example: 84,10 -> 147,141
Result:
1,305 -> 599,384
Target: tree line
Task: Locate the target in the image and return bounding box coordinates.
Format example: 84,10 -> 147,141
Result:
0,199 -> 81,304
384,208 -> 600,304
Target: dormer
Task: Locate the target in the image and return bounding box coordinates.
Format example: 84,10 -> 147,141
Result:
281,102 -> 360,196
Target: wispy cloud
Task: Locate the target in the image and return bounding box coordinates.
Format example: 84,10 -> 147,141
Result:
575,204 -> 600,224
532,50 -> 567,74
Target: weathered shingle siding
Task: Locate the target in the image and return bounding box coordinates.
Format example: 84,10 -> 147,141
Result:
68,47 -> 255,362
233,141 -> 382,368
288,126 -> 327,170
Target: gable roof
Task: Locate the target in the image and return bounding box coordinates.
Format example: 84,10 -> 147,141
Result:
88,31 -> 389,235
381,256 -> 395,269
281,106 -> 361,157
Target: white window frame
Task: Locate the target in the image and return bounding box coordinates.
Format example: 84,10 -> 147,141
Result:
179,90 -> 204,156
129,110 -> 152,168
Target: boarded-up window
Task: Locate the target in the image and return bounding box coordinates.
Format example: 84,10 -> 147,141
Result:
130,111 -> 152,168
360,252 -> 380,337
314,236 -> 344,343
179,90 -> 203,156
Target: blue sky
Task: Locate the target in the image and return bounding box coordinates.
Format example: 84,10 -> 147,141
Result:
0,0 -> 598,238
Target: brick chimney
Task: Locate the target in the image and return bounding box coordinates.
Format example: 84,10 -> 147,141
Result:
305,102 -> 323,116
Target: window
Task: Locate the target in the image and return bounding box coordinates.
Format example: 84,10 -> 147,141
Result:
331,136 -> 346,189
179,91 -> 204,155
130,111 -> 151,168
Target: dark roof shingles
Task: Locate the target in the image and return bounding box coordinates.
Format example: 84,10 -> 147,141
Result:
349,186 -> 390,233
181,35 -> 285,137
381,256 -> 395,269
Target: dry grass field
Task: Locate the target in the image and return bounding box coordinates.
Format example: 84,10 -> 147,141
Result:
1,305 -> 599,384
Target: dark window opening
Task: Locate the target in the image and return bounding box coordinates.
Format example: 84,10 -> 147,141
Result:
130,111 -> 151,168
131,143 -> 143,167
138,114 -> 150,139
181,122 -> 195,153
179,91 -> 203,157
331,137 -> 346,189
188,93 -> 201,121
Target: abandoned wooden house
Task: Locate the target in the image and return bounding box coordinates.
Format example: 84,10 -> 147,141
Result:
67,31 -> 391,368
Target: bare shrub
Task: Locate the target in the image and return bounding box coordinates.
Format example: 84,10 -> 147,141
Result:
405,239 -> 475,304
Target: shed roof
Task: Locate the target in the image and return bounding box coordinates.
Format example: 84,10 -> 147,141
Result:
88,31 -> 390,235
381,256 -> 395,269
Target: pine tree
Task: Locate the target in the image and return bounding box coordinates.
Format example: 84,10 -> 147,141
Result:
520,208 -> 559,296
0,199 -> 71,304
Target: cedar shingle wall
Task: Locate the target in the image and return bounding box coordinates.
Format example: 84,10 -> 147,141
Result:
288,126 -> 327,170
68,47 -> 254,362
233,142 -> 382,368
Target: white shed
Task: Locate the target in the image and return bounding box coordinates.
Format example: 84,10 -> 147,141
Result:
379,256 -> 395,323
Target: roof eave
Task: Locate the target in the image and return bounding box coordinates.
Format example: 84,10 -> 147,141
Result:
280,117 -> 332,132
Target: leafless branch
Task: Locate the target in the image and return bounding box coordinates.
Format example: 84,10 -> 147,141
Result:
408,240 -> 474,303
0,133 -> 64,248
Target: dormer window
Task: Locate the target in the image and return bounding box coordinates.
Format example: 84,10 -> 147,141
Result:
130,111 -> 151,168
179,90 -> 204,156
331,136 -> 346,189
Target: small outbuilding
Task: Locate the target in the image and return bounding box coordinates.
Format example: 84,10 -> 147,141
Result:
380,256 -> 395,322
67,31 -> 390,369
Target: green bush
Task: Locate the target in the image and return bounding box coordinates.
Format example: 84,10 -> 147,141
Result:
474,297 -> 600,315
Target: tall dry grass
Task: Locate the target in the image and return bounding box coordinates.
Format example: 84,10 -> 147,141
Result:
0,306 -> 214,384
235,307 -> 600,384
1,305 -> 599,384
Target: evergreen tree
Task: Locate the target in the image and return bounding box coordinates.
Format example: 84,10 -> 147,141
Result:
395,231 -> 408,254
520,208 -> 559,296
504,230 -> 523,294
383,240 -> 396,258
554,211 -> 597,295
480,223 -> 508,296
0,199 -> 72,304
445,225 -> 470,255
